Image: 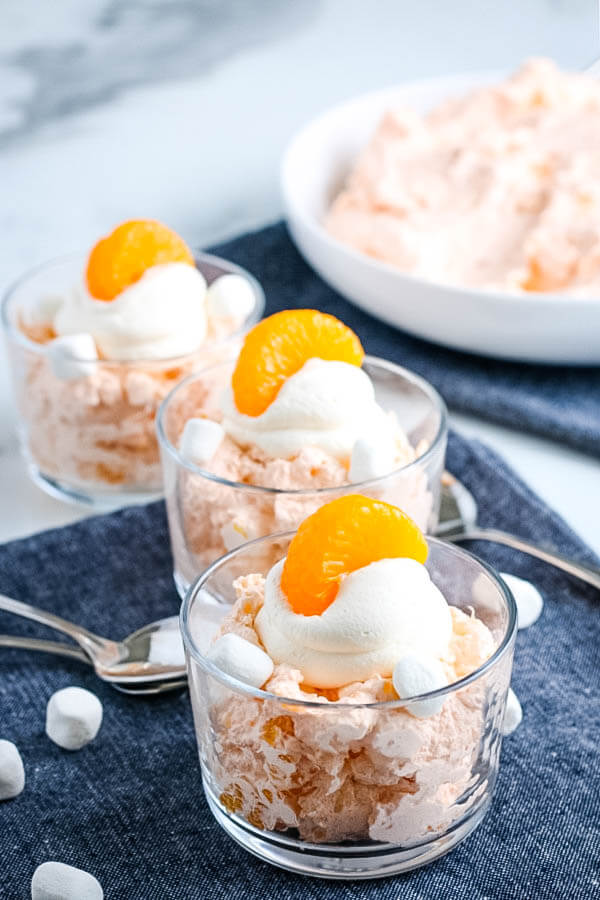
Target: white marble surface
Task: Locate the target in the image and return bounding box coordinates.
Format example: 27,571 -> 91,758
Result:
1,0 -> 599,552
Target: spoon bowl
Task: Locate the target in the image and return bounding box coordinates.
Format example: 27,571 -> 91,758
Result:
98,615 -> 186,683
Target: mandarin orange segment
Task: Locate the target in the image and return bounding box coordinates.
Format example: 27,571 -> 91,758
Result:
231,309 -> 364,417
281,495 -> 428,616
86,219 -> 194,300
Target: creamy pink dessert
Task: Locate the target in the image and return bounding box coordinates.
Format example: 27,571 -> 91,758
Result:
7,220 -> 260,499
160,311 -> 443,589
172,381 -> 430,554
326,59 -> 600,295
199,497 -> 496,845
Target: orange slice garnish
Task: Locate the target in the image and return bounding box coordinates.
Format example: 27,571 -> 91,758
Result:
86,219 -> 194,301
281,494 -> 428,616
231,309 -> 364,417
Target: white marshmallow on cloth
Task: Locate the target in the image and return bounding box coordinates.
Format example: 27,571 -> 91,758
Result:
206,274 -> 255,320
501,573 -> 544,629
46,687 -> 103,751
47,334 -> 98,380
349,434 -> 395,483
502,688 -> 523,735
207,633 -> 274,688
31,861 -> 103,900
392,654 -> 447,718
179,418 -> 225,465
0,739 -> 25,800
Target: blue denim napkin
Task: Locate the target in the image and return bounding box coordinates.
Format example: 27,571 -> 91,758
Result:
212,222 -> 600,457
0,431 -> 598,899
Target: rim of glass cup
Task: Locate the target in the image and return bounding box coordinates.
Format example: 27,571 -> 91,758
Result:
181,532 -> 517,711
156,354 -> 448,496
0,250 -> 265,365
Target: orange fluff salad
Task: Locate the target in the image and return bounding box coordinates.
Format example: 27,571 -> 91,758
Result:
202,497 -> 497,844
162,310 -> 440,582
326,59 -> 600,295
11,219 -> 260,496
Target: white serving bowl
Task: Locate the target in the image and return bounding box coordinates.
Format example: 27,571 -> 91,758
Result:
281,72 -> 600,365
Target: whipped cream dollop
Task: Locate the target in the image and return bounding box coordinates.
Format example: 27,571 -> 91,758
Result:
256,557 -> 453,688
52,262 -> 207,360
220,358 -> 392,460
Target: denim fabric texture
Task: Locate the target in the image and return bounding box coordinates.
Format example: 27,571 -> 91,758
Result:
1,432 -> 598,899
211,222 -> 600,457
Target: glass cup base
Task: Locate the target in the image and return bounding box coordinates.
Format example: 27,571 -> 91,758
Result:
204,780 -> 490,880
27,462 -> 163,512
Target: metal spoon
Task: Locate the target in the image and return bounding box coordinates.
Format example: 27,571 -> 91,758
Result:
0,593 -> 186,686
0,634 -> 187,695
437,475 -> 600,590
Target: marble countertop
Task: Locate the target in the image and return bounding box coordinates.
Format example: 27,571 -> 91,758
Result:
1,0 -> 598,553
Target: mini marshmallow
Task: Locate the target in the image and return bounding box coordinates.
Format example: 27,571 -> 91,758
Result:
206,273 -> 255,320
207,633 -> 274,688
0,739 -> 25,800
502,688 -> 523,736
47,334 -> 98,380
221,518 -> 258,551
23,293 -> 63,327
148,629 -> 186,667
46,687 -> 103,751
349,434 -> 395,483
179,418 -> 225,465
501,573 -> 544,629
392,654 -> 447,718
31,861 -> 103,900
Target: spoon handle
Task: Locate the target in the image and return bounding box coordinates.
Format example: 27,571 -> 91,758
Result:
0,634 -> 186,696
0,593 -> 112,658
0,634 -> 91,664
450,529 -> 600,590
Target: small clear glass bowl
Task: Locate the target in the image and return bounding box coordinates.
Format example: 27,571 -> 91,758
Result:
158,356 -> 447,597
1,252 -> 264,509
181,533 -> 517,879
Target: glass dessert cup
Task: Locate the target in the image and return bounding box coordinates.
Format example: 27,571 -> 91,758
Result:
1,252 -> 264,509
158,356 -> 447,598
181,534 -> 517,879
